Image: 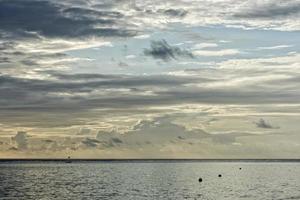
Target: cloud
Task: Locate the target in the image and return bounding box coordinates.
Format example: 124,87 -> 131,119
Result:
92,116 -> 208,151
1,112 -> 297,158
125,55 -> 137,60
118,61 -> 129,67
192,43 -> 218,49
0,0 -> 299,79
9,147 -> 18,151
86,115 -> 268,151
43,139 -> 54,143
218,53 -> 300,70
255,119 -> 279,129
0,0 -> 299,160
193,49 -> 240,57
134,0 -> 300,31
0,0 -> 136,39
177,136 -> 185,140
77,128 -> 92,135
144,40 -> 194,61
49,72 -> 119,80
234,1 -> 300,19
111,137 -> 123,144
0,0 -> 137,76
211,133 -> 236,144
0,73 -> 198,105
11,131 -> 28,150
1,63 -> 300,117
257,45 -> 293,50
81,138 -> 101,148
133,35 -> 150,39
96,130 -> 124,148
160,8 -> 188,17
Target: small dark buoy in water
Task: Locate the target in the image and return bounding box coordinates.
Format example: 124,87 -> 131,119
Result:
66,156 -> 72,163
218,174 -> 222,177
198,178 -> 202,182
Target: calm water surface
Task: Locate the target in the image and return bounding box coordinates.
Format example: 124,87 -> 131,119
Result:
0,161 -> 299,200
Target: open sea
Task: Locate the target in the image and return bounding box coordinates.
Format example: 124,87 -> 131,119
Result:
0,160 -> 299,200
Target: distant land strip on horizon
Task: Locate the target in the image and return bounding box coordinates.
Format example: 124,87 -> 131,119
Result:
0,159 -> 299,163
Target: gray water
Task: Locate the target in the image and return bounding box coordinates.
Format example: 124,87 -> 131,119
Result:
0,161 -> 299,200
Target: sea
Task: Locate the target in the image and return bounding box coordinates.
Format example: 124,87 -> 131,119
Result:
0,160 -> 299,200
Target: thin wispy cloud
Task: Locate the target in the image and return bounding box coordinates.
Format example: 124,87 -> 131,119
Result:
193,49 -> 240,57
257,45 -> 293,50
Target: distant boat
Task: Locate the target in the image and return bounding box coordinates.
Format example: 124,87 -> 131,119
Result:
65,156 -> 72,163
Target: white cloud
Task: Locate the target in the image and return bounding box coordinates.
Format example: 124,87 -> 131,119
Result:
192,43 -> 218,49
198,74 -> 291,89
218,53 -> 300,69
133,34 -> 151,39
219,40 -> 231,43
258,45 -> 293,50
77,128 -> 92,135
193,49 -> 240,56
15,39 -> 113,54
126,55 -> 137,59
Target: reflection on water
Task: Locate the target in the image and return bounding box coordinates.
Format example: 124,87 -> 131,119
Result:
0,162 -> 299,199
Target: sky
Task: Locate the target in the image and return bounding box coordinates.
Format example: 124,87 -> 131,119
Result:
0,0 -> 300,158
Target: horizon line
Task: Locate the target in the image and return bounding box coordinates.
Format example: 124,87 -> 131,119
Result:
0,158 -> 299,162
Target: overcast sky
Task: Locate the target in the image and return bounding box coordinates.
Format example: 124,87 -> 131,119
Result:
0,0 -> 300,158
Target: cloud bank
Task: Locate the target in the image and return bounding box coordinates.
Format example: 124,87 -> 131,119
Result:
0,0 -> 299,158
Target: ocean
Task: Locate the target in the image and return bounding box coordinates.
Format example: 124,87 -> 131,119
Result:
0,160 -> 299,199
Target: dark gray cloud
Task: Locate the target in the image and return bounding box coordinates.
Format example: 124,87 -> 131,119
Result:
111,137 -> 123,144
43,139 -> 54,143
48,72 -> 119,80
144,40 -> 194,61
177,136 -> 185,140
96,131 -> 124,148
0,73 -> 198,96
143,8 -> 188,17
1,72 -> 300,114
0,57 -> 10,63
118,61 -> 129,67
0,0 -> 136,39
160,9 -> 188,17
234,2 -> 300,19
81,138 -> 101,148
255,119 -> 279,129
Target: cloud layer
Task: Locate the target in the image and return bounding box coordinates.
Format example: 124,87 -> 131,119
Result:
234,1 -> 300,19
0,0 -> 136,38
0,0 -> 299,158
